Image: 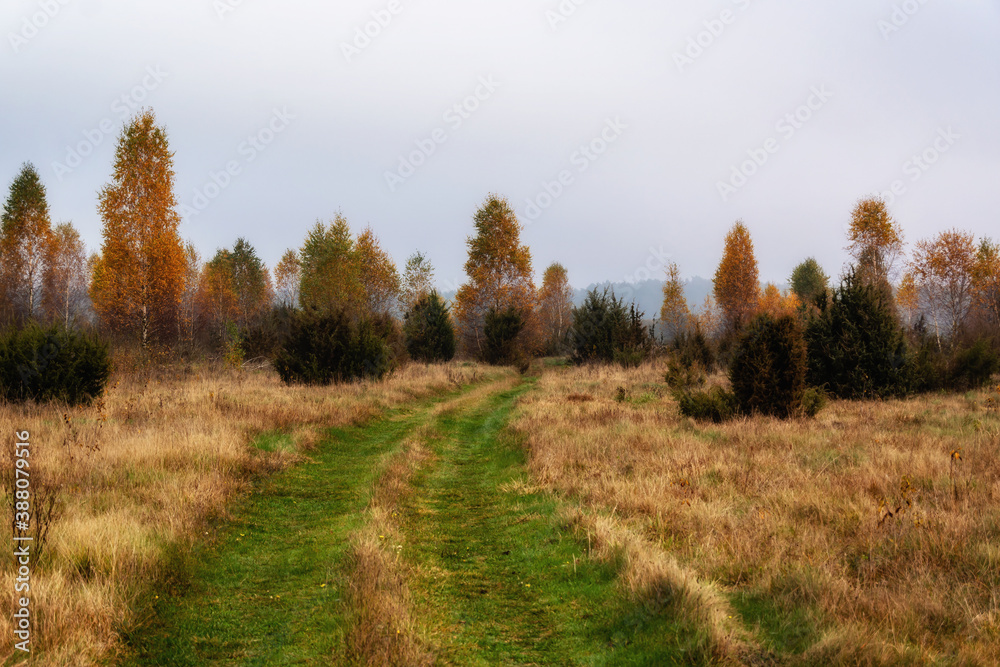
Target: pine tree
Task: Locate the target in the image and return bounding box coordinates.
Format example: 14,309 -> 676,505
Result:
403,291 -> 456,362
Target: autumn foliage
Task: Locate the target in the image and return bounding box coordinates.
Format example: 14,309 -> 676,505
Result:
537,263 -> 574,353
454,195 -> 537,359
712,220 -> 760,333
91,110 -> 186,346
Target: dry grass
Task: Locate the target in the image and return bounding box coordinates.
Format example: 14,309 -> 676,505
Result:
0,358 -> 493,666
512,361 -> 1000,665
345,432 -> 436,667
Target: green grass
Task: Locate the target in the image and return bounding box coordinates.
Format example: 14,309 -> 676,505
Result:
403,380 -> 690,665
118,376 -> 694,666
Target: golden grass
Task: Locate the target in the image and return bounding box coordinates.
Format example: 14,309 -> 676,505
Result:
0,359 -> 495,666
512,362 -> 1000,665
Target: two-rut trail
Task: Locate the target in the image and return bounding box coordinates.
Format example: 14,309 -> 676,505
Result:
121,377 -> 689,666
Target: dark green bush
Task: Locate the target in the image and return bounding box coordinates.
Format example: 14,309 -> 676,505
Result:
730,314 -> 809,418
671,326 -> 715,372
403,291 -> 456,363
0,323 -> 111,405
949,339 -> 999,391
570,288 -> 653,367
482,306 -> 525,366
273,309 -> 393,385
805,268 -> 911,400
675,387 -> 738,423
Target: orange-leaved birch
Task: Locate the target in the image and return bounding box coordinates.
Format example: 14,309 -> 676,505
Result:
712,220 -> 760,333
972,239 -> 1000,331
846,197 -> 904,287
92,109 -> 185,346
911,229 -> 977,338
454,194 -> 537,357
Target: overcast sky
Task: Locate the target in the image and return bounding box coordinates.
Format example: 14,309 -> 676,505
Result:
2,0 -> 998,292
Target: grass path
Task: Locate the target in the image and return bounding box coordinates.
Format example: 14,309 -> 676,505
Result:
119,375 -> 686,666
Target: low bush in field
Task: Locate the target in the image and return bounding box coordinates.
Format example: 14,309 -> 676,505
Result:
273,309 -> 394,385
730,314 -> 808,419
0,322 -> 111,405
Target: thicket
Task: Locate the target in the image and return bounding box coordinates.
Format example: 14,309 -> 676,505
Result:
272,309 -> 394,385
402,291 -> 456,363
805,269 -> 912,400
0,322 -> 111,405
570,288 -> 653,367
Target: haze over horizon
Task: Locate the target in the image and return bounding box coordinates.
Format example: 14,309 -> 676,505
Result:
2,0 -> 998,293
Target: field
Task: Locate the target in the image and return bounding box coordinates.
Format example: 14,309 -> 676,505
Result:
1,359 -> 998,665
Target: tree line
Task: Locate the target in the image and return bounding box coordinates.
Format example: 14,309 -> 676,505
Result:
1,107 -> 997,398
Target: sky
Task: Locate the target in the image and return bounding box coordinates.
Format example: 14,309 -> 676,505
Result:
1,0 -> 998,293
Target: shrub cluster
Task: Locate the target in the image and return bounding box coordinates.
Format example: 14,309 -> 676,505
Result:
911,334 -> 1000,393
0,323 -> 111,405
729,314 -> 808,419
403,291 -> 456,363
570,288 -> 653,367
272,309 -> 394,385
482,306 -> 526,366
805,269 -> 911,400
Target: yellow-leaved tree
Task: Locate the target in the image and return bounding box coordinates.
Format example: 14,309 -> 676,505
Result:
355,227 -> 401,317
42,222 -> 88,328
847,197 -> 904,289
91,109 -> 186,346
660,261 -> 690,341
712,220 -> 760,333
298,215 -> 364,318
537,262 -> 574,353
454,194 -> 537,357
274,249 -> 301,309
911,228 -> 977,339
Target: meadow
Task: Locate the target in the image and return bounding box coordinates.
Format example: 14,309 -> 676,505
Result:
1,357 -> 998,665
512,361 -> 1000,664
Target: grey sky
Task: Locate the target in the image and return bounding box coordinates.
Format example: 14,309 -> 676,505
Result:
2,0 -> 998,293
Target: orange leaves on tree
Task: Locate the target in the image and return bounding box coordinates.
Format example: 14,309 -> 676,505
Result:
713,220 -> 760,333
911,228 -> 978,337
454,194 -> 537,356
759,283 -> 800,319
91,109 -> 185,346
847,197 -> 904,286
